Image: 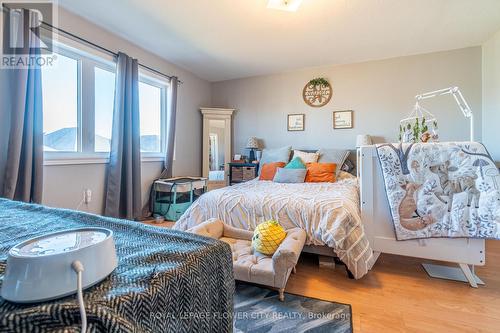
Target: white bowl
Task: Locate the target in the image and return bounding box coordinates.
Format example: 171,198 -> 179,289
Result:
1,227 -> 118,303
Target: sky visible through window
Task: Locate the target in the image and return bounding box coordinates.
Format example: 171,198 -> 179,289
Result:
139,81 -> 162,152
94,67 -> 115,152
41,53 -> 78,151
42,52 -> 164,153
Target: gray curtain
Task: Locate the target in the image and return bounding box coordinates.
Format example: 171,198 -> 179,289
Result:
104,52 -> 142,219
160,76 -> 178,178
1,9 -> 44,203
145,76 -> 178,216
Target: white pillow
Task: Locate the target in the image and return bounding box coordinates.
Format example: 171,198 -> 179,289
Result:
293,150 -> 319,163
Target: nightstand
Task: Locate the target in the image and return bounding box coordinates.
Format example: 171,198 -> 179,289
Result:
228,162 -> 259,185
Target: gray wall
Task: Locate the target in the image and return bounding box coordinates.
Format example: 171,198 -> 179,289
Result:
42,162 -> 164,214
482,30 -> 500,163
211,47 -> 483,155
0,7 -> 211,214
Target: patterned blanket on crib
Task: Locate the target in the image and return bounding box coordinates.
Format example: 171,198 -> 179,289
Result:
376,142 -> 500,240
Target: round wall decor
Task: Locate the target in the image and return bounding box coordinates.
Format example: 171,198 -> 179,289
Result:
302,78 -> 332,107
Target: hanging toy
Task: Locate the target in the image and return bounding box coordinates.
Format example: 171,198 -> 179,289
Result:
398,102 -> 439,143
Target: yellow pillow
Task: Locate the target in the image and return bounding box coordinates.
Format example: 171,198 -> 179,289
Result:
252,220 -> 287,255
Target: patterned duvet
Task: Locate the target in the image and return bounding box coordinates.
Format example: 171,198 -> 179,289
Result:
174,174 -> 375,279
0,199 -> 234,333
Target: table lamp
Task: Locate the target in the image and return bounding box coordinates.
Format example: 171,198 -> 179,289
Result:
246,137 -> 259,162
356,134 -> 372,147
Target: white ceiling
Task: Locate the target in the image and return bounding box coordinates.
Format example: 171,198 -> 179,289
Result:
60,0 -> 500,82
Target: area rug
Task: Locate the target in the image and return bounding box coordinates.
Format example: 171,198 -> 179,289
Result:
234,282 -> 353,333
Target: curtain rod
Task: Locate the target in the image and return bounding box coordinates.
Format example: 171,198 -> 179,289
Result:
40,21 -> 183,85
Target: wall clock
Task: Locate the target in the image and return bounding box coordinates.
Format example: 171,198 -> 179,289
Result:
302,78 -> 332,107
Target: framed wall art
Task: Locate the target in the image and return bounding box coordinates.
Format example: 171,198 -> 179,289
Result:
333,110 -> 353,129
287,114 -> 305,131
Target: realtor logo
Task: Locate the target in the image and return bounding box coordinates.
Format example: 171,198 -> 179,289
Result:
1,0 -> 56,68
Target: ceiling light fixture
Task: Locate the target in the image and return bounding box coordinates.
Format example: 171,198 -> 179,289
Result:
267,0 -> 303,12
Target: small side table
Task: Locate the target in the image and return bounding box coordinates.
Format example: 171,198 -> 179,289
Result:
228,162 -> 259,185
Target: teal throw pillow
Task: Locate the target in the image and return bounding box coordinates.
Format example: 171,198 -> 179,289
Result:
285,157 -> 306,169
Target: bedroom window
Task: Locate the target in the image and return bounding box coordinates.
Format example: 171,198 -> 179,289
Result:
139,80 -> 164,153
42,52 -> 80,152
42,42 -> 168,164
94,67 -> 115,153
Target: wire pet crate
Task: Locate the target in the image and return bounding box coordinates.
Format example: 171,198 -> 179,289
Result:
152,177 -> 207,221
399,102 -> 439,143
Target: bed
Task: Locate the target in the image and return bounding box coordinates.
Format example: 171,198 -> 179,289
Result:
174,172 -> 375,279
0,199 -> 234,332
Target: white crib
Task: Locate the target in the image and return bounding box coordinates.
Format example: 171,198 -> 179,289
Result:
359,145 -> 485,287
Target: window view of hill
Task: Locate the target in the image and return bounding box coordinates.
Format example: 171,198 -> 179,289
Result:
43,127 -> 160,152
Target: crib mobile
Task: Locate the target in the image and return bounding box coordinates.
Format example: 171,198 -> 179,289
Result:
399,86 -> 474,144
399,102 -> 439,143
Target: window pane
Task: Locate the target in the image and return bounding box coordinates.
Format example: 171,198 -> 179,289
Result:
42,53 -> 79,151
139,81 -> 162,152
94,67 -> 115,152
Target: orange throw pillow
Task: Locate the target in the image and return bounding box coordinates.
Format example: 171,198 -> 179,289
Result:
259,162 -> 286,181
305,163 -> 337,182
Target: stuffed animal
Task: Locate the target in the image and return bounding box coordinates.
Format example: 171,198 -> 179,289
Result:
420,131 -> 432,143
252,220 -> 286,255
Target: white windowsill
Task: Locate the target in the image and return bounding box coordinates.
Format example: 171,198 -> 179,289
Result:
142,155 -> 166,163
43,153 -> 165,166
44,157 -> 109,166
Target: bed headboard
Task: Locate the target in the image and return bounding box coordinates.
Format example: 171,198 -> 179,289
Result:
290,149 -> 358,175
346,150 -> 358,173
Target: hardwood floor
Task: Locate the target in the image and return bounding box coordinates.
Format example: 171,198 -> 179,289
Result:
145,220 -> 499,331
286,240 -> 500,333
140,219 -> 176,228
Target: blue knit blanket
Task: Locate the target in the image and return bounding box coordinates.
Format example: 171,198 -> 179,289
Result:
0,199 -> 234,332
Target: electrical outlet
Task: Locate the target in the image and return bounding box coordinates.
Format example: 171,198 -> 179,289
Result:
83,189 -> 92,204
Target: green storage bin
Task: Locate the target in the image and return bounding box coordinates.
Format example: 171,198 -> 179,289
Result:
152,177 -> 207,221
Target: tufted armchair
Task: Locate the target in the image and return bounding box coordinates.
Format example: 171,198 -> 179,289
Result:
187,218 -> 306,301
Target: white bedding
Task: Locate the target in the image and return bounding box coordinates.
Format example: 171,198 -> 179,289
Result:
174,173 -> 375,279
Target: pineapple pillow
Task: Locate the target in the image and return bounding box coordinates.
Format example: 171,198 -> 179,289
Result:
252,220 -> 286,255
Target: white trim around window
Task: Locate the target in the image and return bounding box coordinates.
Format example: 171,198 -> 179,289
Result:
41,40 -> 169,166
43,152 -> 165,166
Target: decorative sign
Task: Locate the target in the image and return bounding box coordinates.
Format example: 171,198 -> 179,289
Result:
302,78 -> 332,107
288,114 -> 305,131
333,110 -> 353,129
